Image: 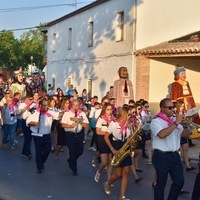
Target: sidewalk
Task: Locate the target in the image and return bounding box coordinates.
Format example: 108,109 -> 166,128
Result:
188,138 -> 200,161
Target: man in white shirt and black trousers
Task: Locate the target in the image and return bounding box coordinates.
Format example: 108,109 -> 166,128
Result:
61,99 -> 89,176
26,99 -> 60,174
151,98 -> 189,200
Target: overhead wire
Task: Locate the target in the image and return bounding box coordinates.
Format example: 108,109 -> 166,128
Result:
0,1 -> 93,13
0,1 -> 94,32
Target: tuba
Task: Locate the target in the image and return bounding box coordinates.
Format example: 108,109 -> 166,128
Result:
111,122 -> 142,167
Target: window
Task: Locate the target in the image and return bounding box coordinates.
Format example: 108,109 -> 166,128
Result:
52,76 -> 56,90
88,21 -> 93,47
67,78 -> 72,89
68,28 -> 72,50
87,79 -> 92,99
52,33 -> 57,53
115,11 -> 124,42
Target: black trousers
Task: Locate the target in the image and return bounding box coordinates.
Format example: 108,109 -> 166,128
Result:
21,119 -> 32,156
90,127 -> 98,148
33,134 -> 51,170
191,172 -> 200,200
152,149 -> 184,200
66,130 -> 84,173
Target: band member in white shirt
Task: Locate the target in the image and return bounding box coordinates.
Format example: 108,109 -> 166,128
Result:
61,99 -> 89,176
104,105 -> 132,200
151,98 -> 186,200
26,99 -> 60,174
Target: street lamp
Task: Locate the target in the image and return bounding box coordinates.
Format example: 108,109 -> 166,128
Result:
30,56 -> 33,76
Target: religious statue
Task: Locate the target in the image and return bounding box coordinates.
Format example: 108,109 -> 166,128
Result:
113,66 -> 134,108
10,68 -> 26,99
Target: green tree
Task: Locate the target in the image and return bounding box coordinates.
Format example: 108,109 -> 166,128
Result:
0,27 -> 45,71
0,30 -> 20,70
20,28 -> 45,70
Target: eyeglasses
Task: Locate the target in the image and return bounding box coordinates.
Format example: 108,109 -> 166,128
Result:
145,106 -> 149,108
163,106 -> 175,110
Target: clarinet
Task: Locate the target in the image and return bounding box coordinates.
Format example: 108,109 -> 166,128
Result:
37,111 -> 42,134
74,109 -> 78,133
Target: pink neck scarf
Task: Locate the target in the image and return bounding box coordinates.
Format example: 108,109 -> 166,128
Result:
142,109 -> 148,114
101,114 -> 114,125
8,104 -> 15,113
24,99 -> 32,110
36,108 -> 52,117
70,108 -> 82,117
116,120 -> 129,135
156,111 -> 174,126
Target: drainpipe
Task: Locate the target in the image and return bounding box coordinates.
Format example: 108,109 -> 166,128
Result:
132,0 -> 137,100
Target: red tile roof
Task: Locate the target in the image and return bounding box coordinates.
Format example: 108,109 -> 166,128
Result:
135,41 -> 200,57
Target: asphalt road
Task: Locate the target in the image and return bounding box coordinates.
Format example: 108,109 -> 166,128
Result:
0,136 -> 199,200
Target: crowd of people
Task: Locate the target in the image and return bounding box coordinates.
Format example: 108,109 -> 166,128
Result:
0,67 -> 199,200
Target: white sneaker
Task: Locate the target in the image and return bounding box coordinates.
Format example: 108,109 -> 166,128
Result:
119,196 -> 130,200
91,160 -> 96,168
92,147 -> 97,151
94,170 -> 100,182
148,160 -> 152,165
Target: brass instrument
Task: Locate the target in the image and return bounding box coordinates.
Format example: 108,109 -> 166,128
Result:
70,110 -> 83,133
184,107 -> 200,129
18,102 -> 34,116
111,124 -> 142,167
184,118 -> 200,129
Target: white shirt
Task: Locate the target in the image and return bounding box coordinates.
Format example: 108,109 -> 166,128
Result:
140,110 -> 151,130
108,121 -> 131,142
61,110 -> 89,133
96,117 -> 110,132
17,101 -> 35,120
89,107 -> 96,118
26,109 -> 59,137
151,117 -> 183,152
95,108 -> 101,119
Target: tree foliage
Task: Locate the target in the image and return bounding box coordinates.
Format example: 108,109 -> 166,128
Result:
0,28 -> 45,71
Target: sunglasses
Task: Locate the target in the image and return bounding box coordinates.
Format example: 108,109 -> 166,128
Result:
163,106 -> 175,110
5,93 -> 10,94
145,106 -> 149,108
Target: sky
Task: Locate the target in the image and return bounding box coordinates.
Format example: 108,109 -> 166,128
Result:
0,0 -> 94,38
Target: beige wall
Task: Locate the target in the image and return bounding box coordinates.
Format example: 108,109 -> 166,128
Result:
136,0 -> 200,49
149,57 -> 200,103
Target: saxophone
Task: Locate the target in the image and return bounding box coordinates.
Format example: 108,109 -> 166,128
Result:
111,122 -> 142,167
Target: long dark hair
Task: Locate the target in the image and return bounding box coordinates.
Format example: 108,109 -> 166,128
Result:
99,102 -> 112,117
